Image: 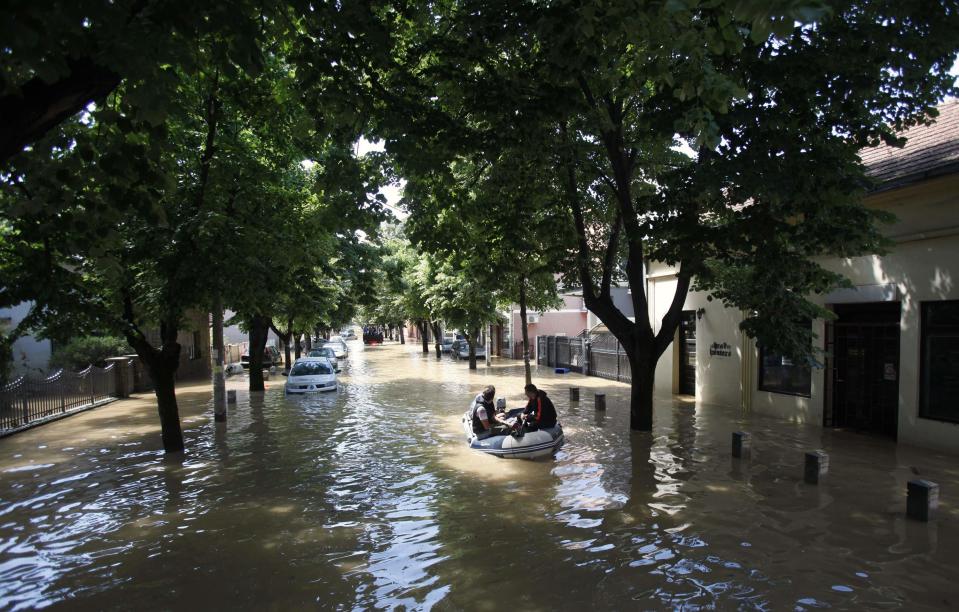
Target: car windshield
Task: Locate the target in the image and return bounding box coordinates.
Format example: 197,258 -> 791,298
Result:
290,361 -> 332,376
308,349 -> 333,357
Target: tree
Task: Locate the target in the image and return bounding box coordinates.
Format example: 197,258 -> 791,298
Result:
0,1 -> 288,166
368,0 -> 959,430
424,257 -> 501,370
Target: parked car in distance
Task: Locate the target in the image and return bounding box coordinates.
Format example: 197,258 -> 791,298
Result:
308,347 -> 339,371
241,345 -> 281,369
450,339 -> 486,360
340,328 -> 357,340
284,357 -> 337,394
440,335 -> 455,353
323,340 -> 347,359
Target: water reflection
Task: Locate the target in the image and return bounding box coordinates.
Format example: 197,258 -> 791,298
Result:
0,343 -> 957,610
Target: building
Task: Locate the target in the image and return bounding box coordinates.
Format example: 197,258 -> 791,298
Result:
0,302 -> 52,376
506,292 -> 588,359
646,100 -> 959,453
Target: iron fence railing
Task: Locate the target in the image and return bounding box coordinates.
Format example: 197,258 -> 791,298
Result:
535,331 -> 633,383
536,335 -> 587,373
0,364 -> 123,435
587,331 -> 632,383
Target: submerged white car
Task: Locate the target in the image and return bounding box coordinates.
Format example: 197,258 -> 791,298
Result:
323,339 -> 348,359
284,357 -> 337,394
308,347 -> 339,371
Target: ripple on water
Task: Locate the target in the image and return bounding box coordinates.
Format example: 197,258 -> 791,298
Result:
1,344 -> 958,610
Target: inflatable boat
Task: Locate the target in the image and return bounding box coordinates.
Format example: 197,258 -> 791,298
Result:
462,408 -> 564,459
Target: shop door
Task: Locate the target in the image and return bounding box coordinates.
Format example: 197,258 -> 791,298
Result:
678,311 -> 697,396
825,303 -> 900,439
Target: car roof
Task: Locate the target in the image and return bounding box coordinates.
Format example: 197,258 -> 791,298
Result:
293,357 -> 332,365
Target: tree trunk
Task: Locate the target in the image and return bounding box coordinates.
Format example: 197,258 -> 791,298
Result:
418,321 -> 429,353
211,294 -> 226,422
519,277 -> 532,386
152,361 -> 185,453
248,315 -> 270,391
399,325 -> 405,345
467,328 -> 478,370
305,334 -> 312,351
431,322 -> 443,358
125,316 -> 184,453
626,343 -> 656,431
294,332 -> 302,360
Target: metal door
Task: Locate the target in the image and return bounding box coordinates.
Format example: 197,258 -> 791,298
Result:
825,304 -> 900,438
678,311 -> 697,396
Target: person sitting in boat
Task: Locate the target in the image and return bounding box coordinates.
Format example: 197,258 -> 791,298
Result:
470,385 -> 508,438
520,384 -> 557,430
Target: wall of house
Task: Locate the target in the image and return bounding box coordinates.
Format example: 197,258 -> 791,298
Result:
820,233 -> 959,452
645,173 -> 959,453
509,293 -> 587,358
647,274 -> 748,408
0,302 -> 52,376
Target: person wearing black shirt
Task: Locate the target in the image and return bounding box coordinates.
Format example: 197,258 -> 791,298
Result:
521,383 -> 557,430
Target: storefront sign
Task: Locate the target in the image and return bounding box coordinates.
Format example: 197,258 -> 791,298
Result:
710,342 -> 732,357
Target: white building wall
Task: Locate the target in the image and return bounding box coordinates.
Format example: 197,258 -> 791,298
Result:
647,230 -> 959,453
820,233 -> 959,452
0,302 -> 52,376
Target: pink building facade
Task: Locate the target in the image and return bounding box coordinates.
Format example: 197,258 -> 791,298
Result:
508,293 -> 587,359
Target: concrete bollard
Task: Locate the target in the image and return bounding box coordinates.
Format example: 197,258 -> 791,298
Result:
570,387 -> 580,402
731,431 -> 751,458
594,393 -> 606,411
907,479 -> 939,522
227,390 -> 237,404
804,450 -> 829,484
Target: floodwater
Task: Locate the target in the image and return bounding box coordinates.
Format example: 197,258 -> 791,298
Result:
1,343 -> 958,610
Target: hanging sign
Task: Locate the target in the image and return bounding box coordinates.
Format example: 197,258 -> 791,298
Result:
710,342 -> 732,357
884,363 -> 897,381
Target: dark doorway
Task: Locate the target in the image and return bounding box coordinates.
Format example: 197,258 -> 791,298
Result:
678,311 -> 697,396
824,302 -> 900,439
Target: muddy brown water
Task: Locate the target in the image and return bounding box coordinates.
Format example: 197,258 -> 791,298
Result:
1,342 -> 958,610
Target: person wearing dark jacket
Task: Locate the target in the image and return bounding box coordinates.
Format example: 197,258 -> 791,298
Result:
521,384 -> 557,430
470,385 -> 507,437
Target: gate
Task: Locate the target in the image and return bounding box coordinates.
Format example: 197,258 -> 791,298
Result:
586,331 -> 632,383
536,335 -> 587,373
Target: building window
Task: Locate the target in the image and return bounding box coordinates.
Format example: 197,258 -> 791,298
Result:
758,336 -> 812,397
920,300 -> 959,423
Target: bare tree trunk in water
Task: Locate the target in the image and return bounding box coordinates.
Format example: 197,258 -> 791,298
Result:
211,294 -> 226,422
418,321 -> 429,353
124,311 -> 184,453
294,332 -> 302,360
467,327 -> 479,370
520,277 -> 532,386
248,315 -> 270,392
399,325 -> 405,345
430,322 -> 442,358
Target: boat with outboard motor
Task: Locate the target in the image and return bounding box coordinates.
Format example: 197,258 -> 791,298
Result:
462,407 -> 564,459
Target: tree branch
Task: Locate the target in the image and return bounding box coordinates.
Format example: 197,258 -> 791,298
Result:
600,210 -> 622,298
654,270 -> 692,357
0,57 -> 122,165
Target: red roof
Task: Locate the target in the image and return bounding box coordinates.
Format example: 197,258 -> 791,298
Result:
859,100 -> 959,187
